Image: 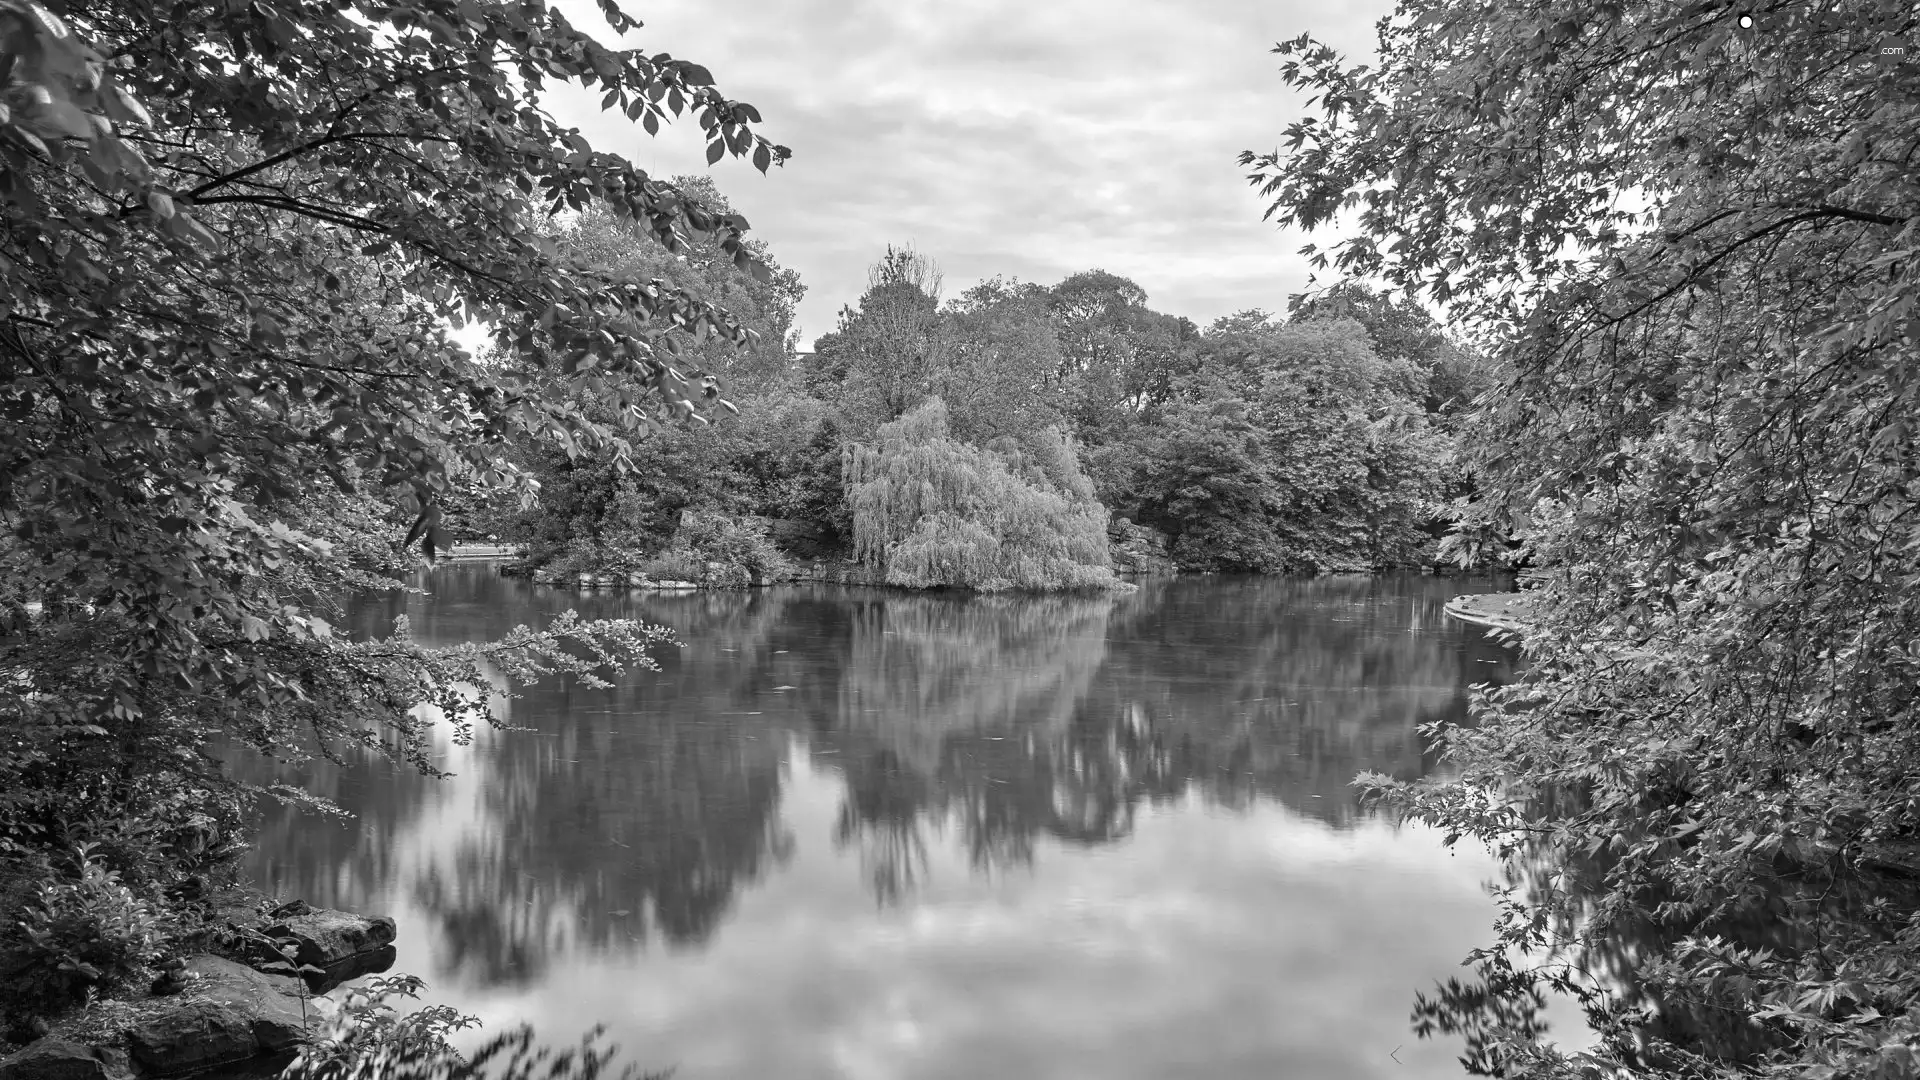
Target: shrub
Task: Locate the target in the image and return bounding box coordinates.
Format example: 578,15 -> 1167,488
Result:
844,400 -> 1120,591
5,845 -> 165,1014
287,973 -> 668,1080
636,549 -> 704,583
288,974 -> 477,1080
675,511 -> 795,583
642,511 -> 794,587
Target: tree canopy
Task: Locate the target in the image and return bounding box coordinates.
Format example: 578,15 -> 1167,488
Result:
1248,0 -> 1920,1074
844,399 -> 1119,592
0,0 -> 792,1027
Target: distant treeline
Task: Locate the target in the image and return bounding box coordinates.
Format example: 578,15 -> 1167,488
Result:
458,179 -> 1499,589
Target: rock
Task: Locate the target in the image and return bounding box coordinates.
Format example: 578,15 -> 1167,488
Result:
222,925 -> 294,967
259,909 -> 397,993
1106,520 -> 1176,576
267,900 -> 311,919
0,1040 -> 132,1080
124,956 -> 308,1077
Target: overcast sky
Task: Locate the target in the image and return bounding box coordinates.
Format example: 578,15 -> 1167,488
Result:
540,0 -> 1394,349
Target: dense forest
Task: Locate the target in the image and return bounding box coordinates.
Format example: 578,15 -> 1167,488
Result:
0,0 -> 1914,1076
1251,3 -> 1920,1077
470,208 -> 1494,589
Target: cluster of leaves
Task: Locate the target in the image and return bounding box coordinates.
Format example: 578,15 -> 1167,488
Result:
1252,0 -> 1920,1075
0,0 -> 785,1035
4,844 -> 165,1017
844,399 -> 1121,592
1125,313 -> 1452,573
805,251 -> 1470,576
642,509 -> 794,587
286,974 -> 669,1080
512,385 -> 844,575
516,203 -> 1473,584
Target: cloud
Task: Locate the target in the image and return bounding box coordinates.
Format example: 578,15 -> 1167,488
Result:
455,758 -> 1559,1079
547,0 -> 1392,346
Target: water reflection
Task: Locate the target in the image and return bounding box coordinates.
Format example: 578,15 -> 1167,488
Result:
241,570 -> 1519,1076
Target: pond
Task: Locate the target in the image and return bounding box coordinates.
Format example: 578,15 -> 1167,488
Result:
244,568 -> 1554,1079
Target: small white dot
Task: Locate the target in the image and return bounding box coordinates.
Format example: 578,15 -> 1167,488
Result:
1738,14 -> 1753,28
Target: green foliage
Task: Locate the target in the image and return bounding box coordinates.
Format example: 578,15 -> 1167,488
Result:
6,845 -> 165,1015
1289,282 -> 1498,419
288,974 -> 479,1080
0,0 -> 770,1031
524,178 -> 806,392
808,245 -> 949,435
513,388 -> 847,574
1128,317 -> 1446,573
496,182 -> 820,573
845,400 -> 1120,592
1255,0 -> 1920,1074
1047,269 -> 1200,423
287,974 -> 669,1080
938,278 -> 1066,445
648,510 -> 794,588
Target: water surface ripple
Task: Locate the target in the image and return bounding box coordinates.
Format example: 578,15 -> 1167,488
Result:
246,570 -> 1525,1079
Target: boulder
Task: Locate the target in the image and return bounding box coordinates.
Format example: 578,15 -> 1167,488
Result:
0,1040 -> 132,1080
124,956 -> 308,1077
258,909 -> 397,994
1106,520 -> 1176,576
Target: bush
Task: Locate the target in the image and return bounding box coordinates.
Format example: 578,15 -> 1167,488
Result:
288,974 -> 478,1080
287,973 -> 668,1080
844,400 -> 1121,591
640,511 -> 794,587
4,845 -> 165,1016
635,549 -> 704,583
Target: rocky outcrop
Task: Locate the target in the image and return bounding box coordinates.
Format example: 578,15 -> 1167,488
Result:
1107,519 -> 1176,576
256,905 -> 397,994
788,558 -> 886,585
0,1040 -> 132,1080
123,958 -> 307,1078
1441,591 -> 1538,631
0,903 -> 395,1080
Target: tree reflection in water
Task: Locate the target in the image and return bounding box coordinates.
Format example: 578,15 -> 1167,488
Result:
241,567 -> 1514,991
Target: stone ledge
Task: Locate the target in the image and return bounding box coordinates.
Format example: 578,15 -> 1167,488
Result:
0,904 -> 395,1080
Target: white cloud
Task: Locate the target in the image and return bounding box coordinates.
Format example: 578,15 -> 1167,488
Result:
545,0 -> 1392,346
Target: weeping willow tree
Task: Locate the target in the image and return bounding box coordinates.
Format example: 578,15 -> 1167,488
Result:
845,400 -> 1121,591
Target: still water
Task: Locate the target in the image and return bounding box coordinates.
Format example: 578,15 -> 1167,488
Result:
246,568 -> 1538,1079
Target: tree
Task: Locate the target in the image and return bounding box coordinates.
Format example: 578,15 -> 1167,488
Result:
1047,269 -> 1199,422
0,0 -> 788,1028
1133,316 -> 1444,573
938,277 -> 1064,446
807,244 -> 949,434
1249,0 -> 1920,1074
489,177 -> 808,575
843,400 -> 1119,591
1288,281 -> 1496,417
534,177 -> 806,389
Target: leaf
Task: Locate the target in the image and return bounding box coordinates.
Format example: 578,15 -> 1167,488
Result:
704,139 -> 723,165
